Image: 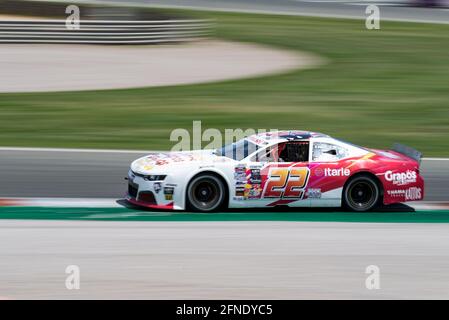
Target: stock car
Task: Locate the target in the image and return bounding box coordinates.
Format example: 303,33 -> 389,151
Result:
126,131 -> 424,212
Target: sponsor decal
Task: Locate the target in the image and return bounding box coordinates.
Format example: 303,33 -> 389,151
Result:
247,136 -> 269,145
245,184 -> 262,199
235,164 -> 246,171
387,189 -> 405,197
314,167 -> 324,177
234,172 -> 246,180
235,187 -> 245,197
155,159 -> 170,166
387,187 -> 422,201
234,164 -> 263,199
405,187 -> 422,201
384,170 -> 417,186
306,188 -> 322,199
324,168 -> 350,177
234,164 -> 247,185
137,152 -> 205,170
249,169 -> 262,184
164,187 -> 174,201
153,182 -> 162,194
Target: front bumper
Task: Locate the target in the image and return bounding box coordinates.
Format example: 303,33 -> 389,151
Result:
126,196 -> 174,210
126,170 -> 175,210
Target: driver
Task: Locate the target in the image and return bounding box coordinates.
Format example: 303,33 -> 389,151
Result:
278,143 -> 288,162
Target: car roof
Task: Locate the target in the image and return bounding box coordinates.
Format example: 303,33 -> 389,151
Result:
246,130 -> 329,146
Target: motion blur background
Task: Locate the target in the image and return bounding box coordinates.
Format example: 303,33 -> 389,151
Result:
0,0 -> 448,155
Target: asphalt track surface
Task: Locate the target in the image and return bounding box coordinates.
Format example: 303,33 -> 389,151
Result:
99,0 -> 449,24
0,219 -> 448,299
1,149 -> 447,300
0,148 -> 447,201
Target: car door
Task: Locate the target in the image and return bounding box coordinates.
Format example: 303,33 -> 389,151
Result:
246,142 -> 311,208
307,141 -> 350,207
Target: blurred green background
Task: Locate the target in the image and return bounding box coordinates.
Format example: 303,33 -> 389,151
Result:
0,11 -> 448,155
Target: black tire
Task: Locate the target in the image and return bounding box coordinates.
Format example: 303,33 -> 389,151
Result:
186,174 -> 226,212
343,175 -> 380,212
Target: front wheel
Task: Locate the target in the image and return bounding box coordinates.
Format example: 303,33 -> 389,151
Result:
186,174 -> 225,212
343,175 -> 380,212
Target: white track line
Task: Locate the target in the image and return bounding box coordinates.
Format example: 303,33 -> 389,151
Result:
43,0 -> 449,24
28,0 -> 447,26
422,158 -> 449,161
0,197 -> 122,208
104,2 -> 449,25
0,147 -> 156,153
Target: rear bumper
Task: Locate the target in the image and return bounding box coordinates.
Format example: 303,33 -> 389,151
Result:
383,174 -> 425,205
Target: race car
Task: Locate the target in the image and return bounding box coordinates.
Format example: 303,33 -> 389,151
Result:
126,130 -> 424,212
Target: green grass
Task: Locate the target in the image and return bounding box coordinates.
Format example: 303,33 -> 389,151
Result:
0,11 -> 448,154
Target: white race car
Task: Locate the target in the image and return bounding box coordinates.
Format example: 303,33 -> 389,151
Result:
126,130 -> 424,212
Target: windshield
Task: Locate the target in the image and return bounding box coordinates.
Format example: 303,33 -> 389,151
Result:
216,139 -> 260,161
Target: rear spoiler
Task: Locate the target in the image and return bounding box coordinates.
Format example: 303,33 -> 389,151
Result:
392,143 -> 422,164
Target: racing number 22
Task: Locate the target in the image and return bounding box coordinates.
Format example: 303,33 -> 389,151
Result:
263,167 -> 310,199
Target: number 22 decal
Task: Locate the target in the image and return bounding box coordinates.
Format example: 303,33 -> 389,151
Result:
263,167 -> 310,199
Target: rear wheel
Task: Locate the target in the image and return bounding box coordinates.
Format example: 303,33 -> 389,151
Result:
186,174 -> 225,212
343,175 -> 380,212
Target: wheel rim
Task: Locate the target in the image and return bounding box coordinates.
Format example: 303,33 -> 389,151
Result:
347,180 -> 377,211
189,178 -> 222,211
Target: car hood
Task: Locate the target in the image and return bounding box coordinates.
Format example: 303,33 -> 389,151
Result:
131,149 -> 234,174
